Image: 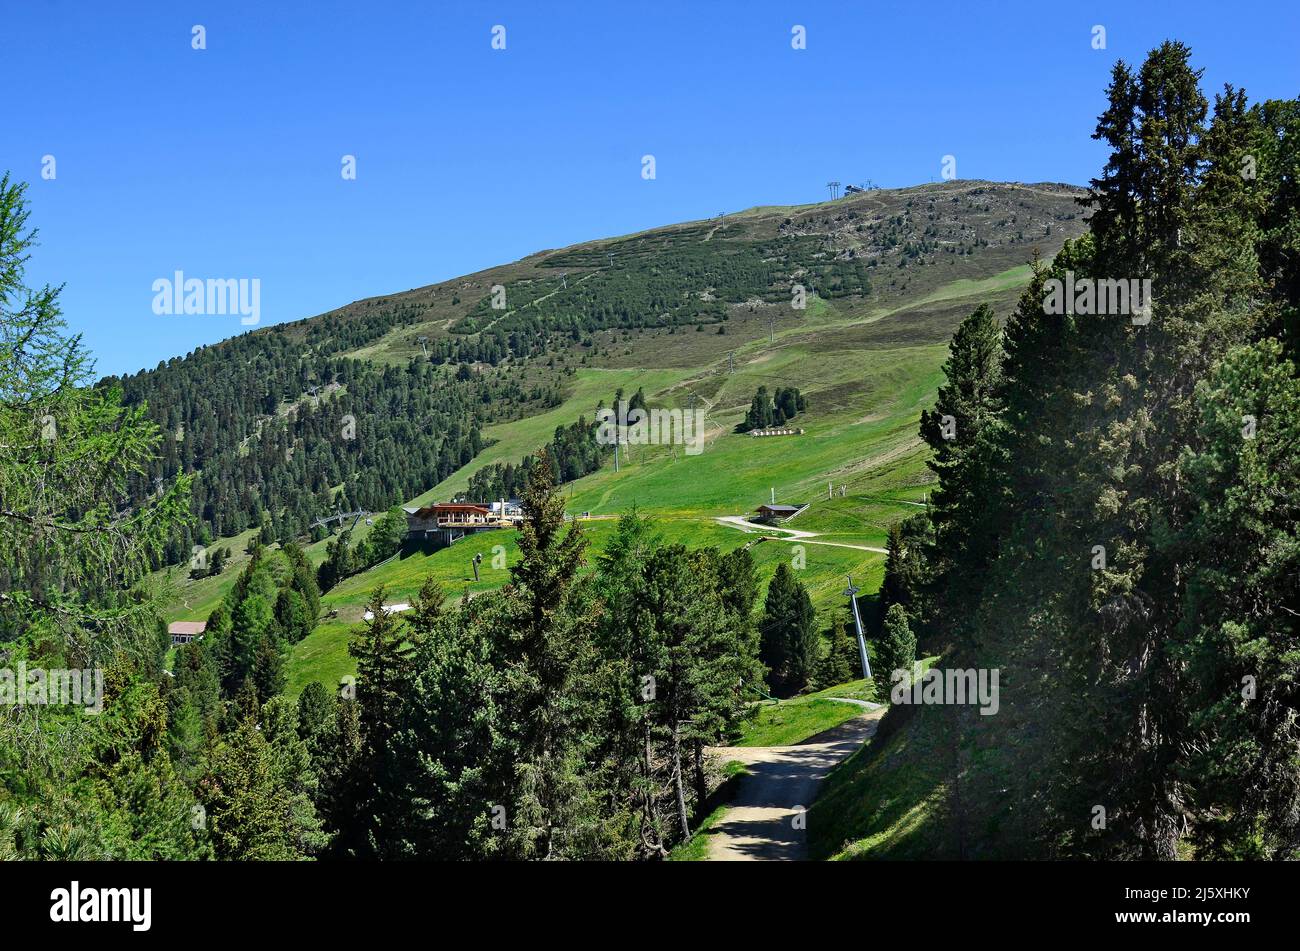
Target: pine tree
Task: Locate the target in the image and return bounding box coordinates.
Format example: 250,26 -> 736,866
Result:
1252,98 -> 1300,352
295,681 -> 338,771
251,633 -> 286,702
923,43 -> 1278,859
917,303 -> 1003,647
741,385 -> 776,431
875,605 -> 916,698
199,717 -> 305,861
173,639 -> 222,746
684,546 -> 764,812
760,563 -> 817,695
644,546 -> 725,841
274,586 -> 310,642
814,616 -> 855,689
165,686 -> 205,779
1084,61 -> 1144,275
317,529 -> 354,592
354,603 -> 409,720
260,696 -> 328,856
318,696 -> 363,856
594,510 -> 671,856
282,541 -> 321,624
0,172 -> 193,663
406,574 -> 446,645
499,451 -> 604,859
594,519 -> 763,852
389,585 -> 515,859
1178,340 -> 1300,857
230,589 -> 273,694
344,585 -> 413,856
880,522 -> 909,615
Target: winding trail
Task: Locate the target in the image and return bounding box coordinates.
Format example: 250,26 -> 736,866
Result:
704,708 -> 884,860
713,515 -> 888,554
476,270 -> 599,335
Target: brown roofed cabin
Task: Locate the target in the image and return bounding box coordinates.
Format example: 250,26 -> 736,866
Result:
756,503 -> 802,524
169,621 -> 206,646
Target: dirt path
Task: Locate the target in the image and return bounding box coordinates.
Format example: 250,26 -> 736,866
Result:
705,709 -> 883,860
476,270 -> 598,334
713,515 -> 888,554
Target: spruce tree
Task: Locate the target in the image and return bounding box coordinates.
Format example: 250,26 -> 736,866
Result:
1177,340 -> 1300,856
334,585 -> 414,856
500,452 -> 604,859
406,574 -> 446,644
917,303 -> 1004,648
0,173 -> 193,665
295,681 -> 338,771
594,510 -> 671,856
260,696 -> 328,856
760,563 -> 817,695
391,586 -> 517,859
815,617 -> 855,689
199,717 -> 305,861
875,604 -> 916,698
682,547 -> 765,821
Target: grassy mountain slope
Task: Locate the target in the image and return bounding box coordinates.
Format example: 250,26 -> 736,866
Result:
151,179 -> 1087,703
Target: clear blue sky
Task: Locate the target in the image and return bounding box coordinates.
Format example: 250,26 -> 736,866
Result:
5,0 -> 1298,377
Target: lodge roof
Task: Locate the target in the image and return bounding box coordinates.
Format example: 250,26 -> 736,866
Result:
404,503 -> 492,516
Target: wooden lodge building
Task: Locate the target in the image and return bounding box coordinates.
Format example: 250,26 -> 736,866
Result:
402,501 -> 523,549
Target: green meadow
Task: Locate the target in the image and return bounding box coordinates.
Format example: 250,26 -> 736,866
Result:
152,253 -> 1067,701
410,366 -> 692,504
734,679 -> 878,748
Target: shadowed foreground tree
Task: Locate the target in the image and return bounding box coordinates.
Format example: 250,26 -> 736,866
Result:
870,44 -> 1300,860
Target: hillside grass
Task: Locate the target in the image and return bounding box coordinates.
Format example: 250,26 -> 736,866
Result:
129,183 -> 1087,868
807,705 -> 954,860
733,679 -> 877,747
560,345 -> 943,527
154,527 -> 265,623
156,250 -> 1030,617
277,312 -> 950,696
807,658 -> 954,860
154,514 -> 380,625
411,367 -> 691,504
